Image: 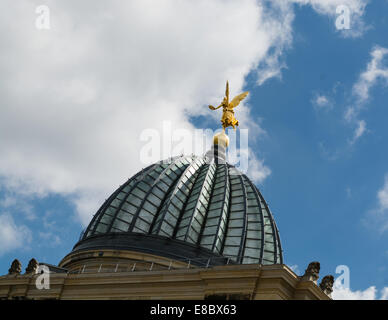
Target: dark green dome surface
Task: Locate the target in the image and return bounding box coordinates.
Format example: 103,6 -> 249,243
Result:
74,153 -> 283,266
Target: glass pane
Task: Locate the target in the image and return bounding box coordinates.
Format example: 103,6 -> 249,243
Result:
132,187 -> 146,198
228,219 -> 243,228
112,219 -> 129,231
116,211 -> 133,223
143,200 -> 157,213
160,222 -> 173,235
135,218 -> 150,232
116,192 -> 127,200
224,236 -> 241,246
244,248 -> 259,258
122,202 -> 137,214
100,215 -> 113,225
222,246 -> 239,256
111,198 -> 122,208
95,222 -> 109,233
127,195 -> 142,207
147,193 -> 162,206
246,239 -> 261,248
227,228 -> 242,236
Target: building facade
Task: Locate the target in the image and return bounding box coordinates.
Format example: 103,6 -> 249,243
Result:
0,132 -> 333,300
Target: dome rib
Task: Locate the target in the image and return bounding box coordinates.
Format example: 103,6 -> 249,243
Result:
243,174 -> 266,264
135,157 -> 193,234
85,163 -> 156,237
172,161 -> 207,239
237,174 -> 248,264
221,168 -> 248,263
256,187 -> 283,264
244,175 -> 282,264
151,157 -> 205,237
110,163 -> 162,233
171,161 -> 206,239
200,163 -> 230,253
176,161 -> 216,244
273,220 -> 283,264
129,157 -> 189,234
104,163 -> 161,234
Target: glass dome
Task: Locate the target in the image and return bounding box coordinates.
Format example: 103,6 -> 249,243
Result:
72,153 -> 283,266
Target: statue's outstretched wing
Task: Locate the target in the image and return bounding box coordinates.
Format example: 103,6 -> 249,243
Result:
229,91 -> 249,108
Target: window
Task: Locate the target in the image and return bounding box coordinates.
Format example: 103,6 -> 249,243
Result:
100,214 -> 114,225
112,219 -> 129,232
224,235 -> 241,246
132,187 -> 147,198
121,202 -> 137,214
126,194 -> 142,207
95,222 -> 109,233
116,211 -> 133,223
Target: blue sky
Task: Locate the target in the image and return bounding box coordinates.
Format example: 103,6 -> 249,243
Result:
0,0 -> 387,299
261,3 -> 388,294
249,2 -> 388,296
261,1 -> 388,281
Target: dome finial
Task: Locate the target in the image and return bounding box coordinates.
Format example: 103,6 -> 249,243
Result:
213,130 -> 229,148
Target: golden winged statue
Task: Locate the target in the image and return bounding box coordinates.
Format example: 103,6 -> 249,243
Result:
209,81 -> 248,130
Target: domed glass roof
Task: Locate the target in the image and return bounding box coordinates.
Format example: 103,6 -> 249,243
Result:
74,153 -> 283,266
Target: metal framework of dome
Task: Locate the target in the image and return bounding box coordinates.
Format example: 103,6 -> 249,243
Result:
73,149 -> 283,266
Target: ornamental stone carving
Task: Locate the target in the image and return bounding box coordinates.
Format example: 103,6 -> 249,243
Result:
25,258 -> 39,274
319,275 -> 334,297
301,261 -> 320,283
8,259 -> 22,275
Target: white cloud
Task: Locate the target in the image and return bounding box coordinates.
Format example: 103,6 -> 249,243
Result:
350,119 -> 367,144
345,45 -> 388,143
312,94 -> 332,110
0,0 -> 369,226
247,153 -> 272,184
0,193 -> 36,221
0,0 -> 275,225
333,286 -> 376,300
256,1 -> 294,85
333,286 -> 388,300
364,174 -> 388,233
289,264 -> 301,275
0,213 -> 32,256
225,141 -> 271,185
381,287 -> 388,300
370,174 -> 388,232
353,46 -> 388,103
38,231 -> 61,247
377,175 -> 388,211
316,95 -> 329,106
